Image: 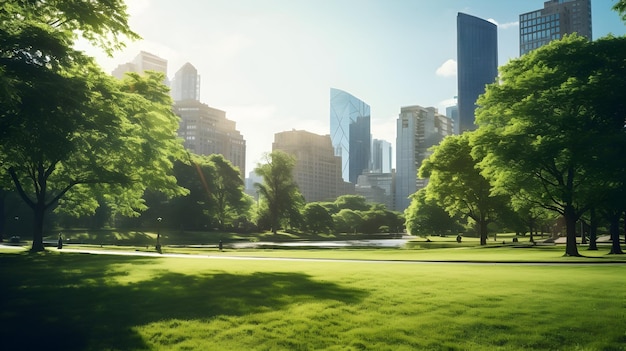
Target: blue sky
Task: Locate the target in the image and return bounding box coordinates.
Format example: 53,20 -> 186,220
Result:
81,0 -> 626,174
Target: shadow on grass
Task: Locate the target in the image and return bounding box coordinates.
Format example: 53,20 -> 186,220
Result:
0,253 -> 366,350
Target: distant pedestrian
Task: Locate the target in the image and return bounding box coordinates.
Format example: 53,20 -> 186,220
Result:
219,240 -> 223,251
456,234 -> 462,243
57,233 -> 63,249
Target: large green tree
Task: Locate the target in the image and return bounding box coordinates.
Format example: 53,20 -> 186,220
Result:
419,134 -> 508,245
254,151 -> 304,234
405,189 -> 463,237
204,154 -> 249,230
473,35 -> 626,256
2,67 -> 187,251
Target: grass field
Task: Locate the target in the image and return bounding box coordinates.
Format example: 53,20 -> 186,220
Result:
1,248 -> 625,350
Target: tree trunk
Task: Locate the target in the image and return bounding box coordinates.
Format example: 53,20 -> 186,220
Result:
479,217 -> 488,246
587,208 -> 598,251
608,212 -> 624,254
564,206 -> 580,257
30,202 -> 46,252
0,191 -> 5,242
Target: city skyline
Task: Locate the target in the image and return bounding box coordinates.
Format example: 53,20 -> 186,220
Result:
77,0 -> 626,174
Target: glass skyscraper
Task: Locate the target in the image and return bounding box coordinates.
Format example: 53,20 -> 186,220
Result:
457,13 -> 498,133
330,88 -> 371,184
519,0 -> 592,55
171,62 -> 200,102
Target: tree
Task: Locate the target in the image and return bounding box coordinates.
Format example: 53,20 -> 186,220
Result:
420,134 -> 508,245
302,203 -> 333,234
405,189 -> 463,237
333,209 -> 363,234
254,151 -> 304,234
614,0 -> 626,22
1,66 -> 188,251
201,154 -> 249,230
335,195 -> 370,211
473,35 -> 626,256
0,1 -> 155,251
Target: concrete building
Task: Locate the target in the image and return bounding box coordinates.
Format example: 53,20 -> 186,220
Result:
520,0 -> 592,55
174,100 -> 246,178
356,172 -> 394,210
457,13 -> 498,133
395,106 -> 453,211
329,88 -> 371,184
112,51 -> 168,80
371,139 -> 392,174
273,129 -> 352,203
171,63 -> 200,102
446,103 -> 459,135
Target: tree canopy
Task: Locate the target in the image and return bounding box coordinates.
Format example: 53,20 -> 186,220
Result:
419,134 -> 508,245
0,1 -> 187,251
473,35 -> 626,256
254,151 -> 304,234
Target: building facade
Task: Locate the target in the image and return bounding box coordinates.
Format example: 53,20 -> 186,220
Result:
395,106 -> 453,211
520,0 -> 592,55
371,139 -> 392,174
446,104 -> 459,135
174,100 -> 246,178
272,129 -> 350,203
329,88 -> 371,184
171,62 -> 201,102
112,51 -> 168,80
457,13 -> 498,133
356,172 -> 394,210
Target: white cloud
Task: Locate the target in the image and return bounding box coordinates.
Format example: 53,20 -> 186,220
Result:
436,59 -> 457,78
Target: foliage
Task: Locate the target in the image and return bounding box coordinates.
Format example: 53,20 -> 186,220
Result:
335,194 -> 370,211
254,151 -> 304,234
405,189 -> 463,236
301,203 -> 334,234
419,134 -> 509,245
614,0 -> 626,22
473,35 -> 626,256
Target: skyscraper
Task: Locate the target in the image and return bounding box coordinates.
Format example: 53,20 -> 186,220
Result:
446,103 -> 459,135
174,100 -> 246,178
457,13 -> 498,133
171,62 -> 200,102
272,129 -> 348,203
112,51 -> 168,80
329,88 -> 371,184
395,106 -> 453,211
371,139 -> 392,174
519,0 -> 592,55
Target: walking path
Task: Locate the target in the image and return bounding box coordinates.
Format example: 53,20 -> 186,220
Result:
3,244 -> 625,266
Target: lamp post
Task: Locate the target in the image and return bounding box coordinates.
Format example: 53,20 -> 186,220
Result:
156,217 -> 162,253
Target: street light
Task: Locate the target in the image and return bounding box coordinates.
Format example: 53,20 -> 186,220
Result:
156,217 -> 162,253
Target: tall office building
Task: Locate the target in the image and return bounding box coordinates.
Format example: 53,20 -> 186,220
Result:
171,63 -> 200,102
395,106 -> 453,211
356,172 -> 394,210
371,139 -> 392,174
519,0 -> 592,55
273,130 -> 349,203
330,88 -> 371,184
112,51 -> 168,80
174,100 -> 246,178
446,104 -> 459,135
457,13 -> 498,133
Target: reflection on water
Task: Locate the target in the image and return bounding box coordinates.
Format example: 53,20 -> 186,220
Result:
231,238 -> 411,249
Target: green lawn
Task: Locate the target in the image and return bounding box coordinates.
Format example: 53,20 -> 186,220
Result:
1,250 -> 625,350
